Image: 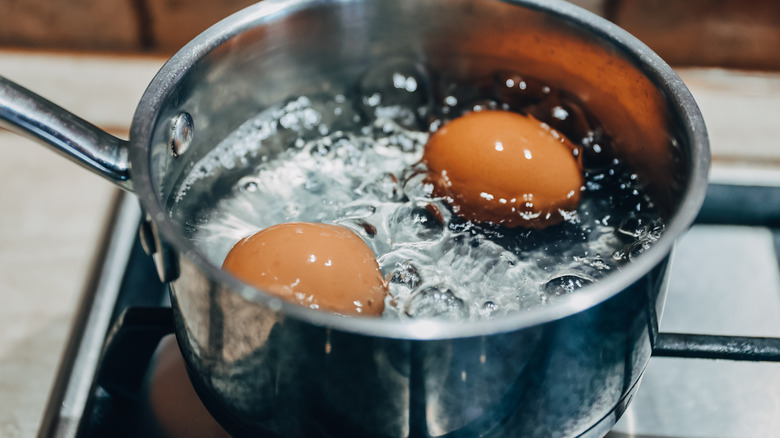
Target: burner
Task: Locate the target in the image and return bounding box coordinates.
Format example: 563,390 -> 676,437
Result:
146,334 -> 231,438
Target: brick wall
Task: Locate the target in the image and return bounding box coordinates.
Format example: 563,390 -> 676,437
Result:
0,0 -> 778,69
0,0 -> 256,53
605,0 -> 780,70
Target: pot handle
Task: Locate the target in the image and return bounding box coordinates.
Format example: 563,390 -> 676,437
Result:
654,333 -> 780,362
0,75 -> 132,191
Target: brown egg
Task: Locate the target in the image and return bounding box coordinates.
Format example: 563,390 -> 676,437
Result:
422,110 -> 583,229
222,222 -> 387,316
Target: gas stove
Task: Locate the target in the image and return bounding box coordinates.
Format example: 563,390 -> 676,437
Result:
37,171 -> 780,438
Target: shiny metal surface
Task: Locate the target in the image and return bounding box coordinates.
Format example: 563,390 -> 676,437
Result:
169,112 -> 193,158
173,263 -> 665,437
0,76 -> 132,191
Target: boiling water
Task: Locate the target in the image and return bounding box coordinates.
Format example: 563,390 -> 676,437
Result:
176,60 -> 664,321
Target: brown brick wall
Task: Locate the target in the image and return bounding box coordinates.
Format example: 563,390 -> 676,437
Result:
0,0 -> 778,70
0,0 -> 255,53
608,0 -> 780,70
0,0 -> 142,51
145,0 -> 257,51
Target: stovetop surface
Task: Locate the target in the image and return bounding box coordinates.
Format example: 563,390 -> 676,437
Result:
39,179 -> 780,438
610,225 -> 780,437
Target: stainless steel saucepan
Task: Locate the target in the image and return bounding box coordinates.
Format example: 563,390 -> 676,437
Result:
0,0 -> 709,436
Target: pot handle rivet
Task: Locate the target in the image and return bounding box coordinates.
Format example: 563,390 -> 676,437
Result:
170,112 -> 194,158
138,215 -> 157,256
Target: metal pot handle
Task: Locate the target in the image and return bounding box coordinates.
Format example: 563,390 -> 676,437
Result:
651,183 -> 780,363
0,75 -> 133,191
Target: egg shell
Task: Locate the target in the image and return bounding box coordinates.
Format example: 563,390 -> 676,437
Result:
222,222 -> 387,316
423,110 -> 583,229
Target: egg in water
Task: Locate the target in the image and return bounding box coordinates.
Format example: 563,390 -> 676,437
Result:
422,110 -> 583,229
222,222 -> 387,316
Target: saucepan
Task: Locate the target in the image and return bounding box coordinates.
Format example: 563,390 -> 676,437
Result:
0,0 -> 709,436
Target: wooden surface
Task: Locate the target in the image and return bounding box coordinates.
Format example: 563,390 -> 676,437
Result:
678,68 -> 780,166
0,51 -> 164,438
0,49 -> 778,437
611,0 -> 780,70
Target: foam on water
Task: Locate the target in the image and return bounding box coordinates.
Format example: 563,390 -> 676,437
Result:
175,60 -> 665,321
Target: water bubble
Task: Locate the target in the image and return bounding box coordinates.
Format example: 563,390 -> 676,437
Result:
400,166 -> 434,199
617,216 -> 648,239
358,58 -> 432,129
573,255 -> 614,273
626,221 -> 663,261
552,106 -> 569,121
386,131 -> 420,152
338,203 -> 377,219
481,300 -> 499,318
365,93 -> 382,107
393,72 -> 419,92
471,99 -> 500,112
238,177 -> 260,193
627,242 -> 650,261
406,285 -> 469,320
543,274 -> 594,297
283,202 -> 301,219
390,202 -> 445,245
375,106 -> 418,129
580,130 -> 614,171
493,72 -> 551,108
275,97 -> 322,136
308,138 -> 332,157
370,124 -> 428,157
304,172 -> 325,194
331,136 -> 367,166
279,113 -> 300,129
524,91 -> 596,143
389,260 -> 422,294
299,94 -> 361,136
366,172 -> 406,202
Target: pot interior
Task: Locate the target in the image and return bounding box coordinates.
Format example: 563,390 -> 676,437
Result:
135,0 -> 704,330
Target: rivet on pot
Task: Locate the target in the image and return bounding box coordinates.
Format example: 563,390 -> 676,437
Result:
138,214 -> 157,256
170,112 -> 194,158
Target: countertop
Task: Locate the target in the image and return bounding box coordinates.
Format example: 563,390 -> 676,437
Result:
0,50 -> 164,438
0,50 -> 778,438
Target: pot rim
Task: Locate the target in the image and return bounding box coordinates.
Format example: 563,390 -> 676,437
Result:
129,0 -> 710,340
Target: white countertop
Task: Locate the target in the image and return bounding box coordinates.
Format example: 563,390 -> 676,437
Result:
0,50 -> 778,437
